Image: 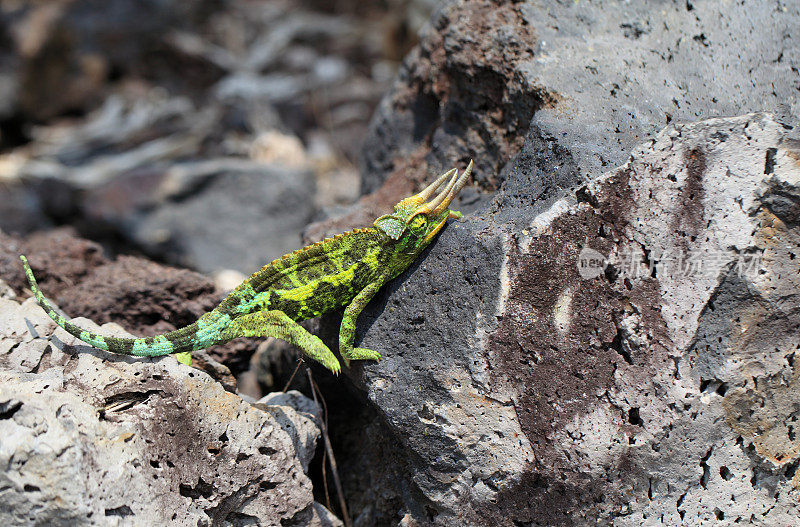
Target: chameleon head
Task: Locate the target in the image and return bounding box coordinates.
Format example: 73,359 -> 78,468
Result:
374,160 -> 473,253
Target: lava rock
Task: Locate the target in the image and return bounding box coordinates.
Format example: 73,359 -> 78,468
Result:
336,114 -> 800,525
0,228 -> 107,299
0,295 -> 341,526
360,0 -> 799,197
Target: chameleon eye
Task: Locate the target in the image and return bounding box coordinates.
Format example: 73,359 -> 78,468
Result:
408,214 -> 428,234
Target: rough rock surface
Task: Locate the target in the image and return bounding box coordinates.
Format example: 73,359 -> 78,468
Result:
331,113 -> 800,525
359,0 -> 799,197
306,2 -> 800,522
0,287 -> 341,526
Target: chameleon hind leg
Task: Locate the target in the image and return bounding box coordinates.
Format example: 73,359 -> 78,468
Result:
226,310 -> 341,375
339,281 -> 383,366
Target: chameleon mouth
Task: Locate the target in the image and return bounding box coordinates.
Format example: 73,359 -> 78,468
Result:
418,160 -> 473,216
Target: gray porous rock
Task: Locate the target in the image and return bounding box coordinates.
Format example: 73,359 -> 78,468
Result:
0,295 -> 341,526
361,0 -> 799,195
340,113 -> 800,525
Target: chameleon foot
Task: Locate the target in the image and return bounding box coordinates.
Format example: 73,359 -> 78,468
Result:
342,347 -> 382,362
319,352 -> 342,375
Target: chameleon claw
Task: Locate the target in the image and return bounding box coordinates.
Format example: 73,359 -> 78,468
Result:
325,357 -> 342,375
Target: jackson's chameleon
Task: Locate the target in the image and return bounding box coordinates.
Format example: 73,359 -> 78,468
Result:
20,161 -> 473,374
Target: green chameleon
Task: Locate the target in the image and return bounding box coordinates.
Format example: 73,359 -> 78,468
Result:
20,161 -> 473,374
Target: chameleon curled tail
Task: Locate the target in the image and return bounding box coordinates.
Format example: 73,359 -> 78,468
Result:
20,255 -> 219,364
18,160 -> 473,375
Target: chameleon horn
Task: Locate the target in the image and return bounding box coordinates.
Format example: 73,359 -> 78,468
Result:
431,159 -> 473,214
414,168 -> 457,202
424,166 -> 461,212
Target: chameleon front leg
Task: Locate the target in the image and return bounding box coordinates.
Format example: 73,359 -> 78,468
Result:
339,281 -> 384,366
225,309 -> 341,375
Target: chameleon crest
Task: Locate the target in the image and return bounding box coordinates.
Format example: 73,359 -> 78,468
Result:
21,161 -> 473,374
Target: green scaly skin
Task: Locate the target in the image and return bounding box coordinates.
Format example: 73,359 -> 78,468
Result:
20,161 -> 473,375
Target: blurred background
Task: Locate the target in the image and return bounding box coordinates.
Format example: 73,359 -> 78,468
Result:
0,4 -> 449,520
0,0 -> 440,276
